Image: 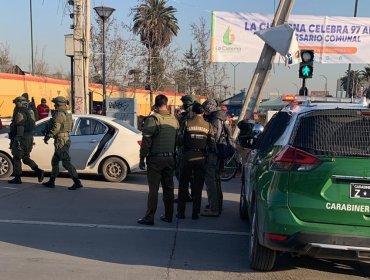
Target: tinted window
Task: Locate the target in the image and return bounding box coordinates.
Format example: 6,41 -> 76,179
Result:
76,118 -> 107,136
254,111 -> 291,152
112,119 -> 141,134
291,109 -> 370,157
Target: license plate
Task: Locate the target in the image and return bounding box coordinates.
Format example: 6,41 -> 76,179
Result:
350,183 -> 370,199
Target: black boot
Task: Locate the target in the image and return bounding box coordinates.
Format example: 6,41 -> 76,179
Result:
35,168 -> 45,183
8,176 -> 22,184
43,177 -> 55,188
68,178 -> 83,190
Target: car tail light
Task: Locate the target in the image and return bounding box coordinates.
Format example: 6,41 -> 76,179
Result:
271,146 -> 322,172
264,232 -> 289,241
137,140 -> 142,146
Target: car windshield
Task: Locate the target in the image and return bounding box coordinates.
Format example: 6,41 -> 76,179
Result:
291,109 -> 370,157
112,119 -> 141,134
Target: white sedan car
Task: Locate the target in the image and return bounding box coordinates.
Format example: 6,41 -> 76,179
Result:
0,114 -> 142,182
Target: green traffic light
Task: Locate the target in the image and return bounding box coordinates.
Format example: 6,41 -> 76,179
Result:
302,65 -> 311,77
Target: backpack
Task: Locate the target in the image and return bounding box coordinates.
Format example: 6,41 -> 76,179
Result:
216,122 -> 235,159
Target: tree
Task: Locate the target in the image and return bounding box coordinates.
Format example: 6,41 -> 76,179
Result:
176,44 -> 202,95
360,64 -> 370,82
0,43 -> 12,67
132,0 -> 179,106
191,18 -> 209,94
190,17 -> 228,98
33,46 -> 49,76
207,63 -> 228,99
90,16 -> 130,92
341,70 -> 362,98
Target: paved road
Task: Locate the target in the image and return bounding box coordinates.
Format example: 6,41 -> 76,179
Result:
0,174 -> 368,280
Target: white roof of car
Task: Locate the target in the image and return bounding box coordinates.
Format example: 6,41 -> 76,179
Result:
281,96 -> 369,114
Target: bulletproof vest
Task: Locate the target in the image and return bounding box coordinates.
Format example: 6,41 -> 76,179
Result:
58,110 -> 73,133
28,103 -> 38,121
150,112 -> 178,154
183,116 -> 210,150
13,107 -> 35,132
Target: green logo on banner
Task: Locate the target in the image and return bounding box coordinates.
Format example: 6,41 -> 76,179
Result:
223,27 -> 235,45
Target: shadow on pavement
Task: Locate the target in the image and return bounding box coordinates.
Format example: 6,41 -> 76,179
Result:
0,178 -> 368,277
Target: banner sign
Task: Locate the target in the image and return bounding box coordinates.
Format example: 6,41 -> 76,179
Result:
106,98 -> 137,127
211,12 -> 370,64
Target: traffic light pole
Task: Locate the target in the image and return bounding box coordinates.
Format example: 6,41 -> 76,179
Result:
232,0 -> 295,140
299,79 -> 309,96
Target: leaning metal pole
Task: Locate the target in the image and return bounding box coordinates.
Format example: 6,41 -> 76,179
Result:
232,0 -> 295,140
345,0 -> 359,98
102,18 -> 107,115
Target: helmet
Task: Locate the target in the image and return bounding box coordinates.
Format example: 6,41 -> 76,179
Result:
252,123 -> 264,138
21,92 -> 29,100
202,99 -> 219,113
192,102 -> 204,114
51,96 -> 68,105
13,96 -> 28,106
180,95 -> 194,106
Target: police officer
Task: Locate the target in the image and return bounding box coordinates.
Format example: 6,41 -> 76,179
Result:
8,96 -> 44,184
201,99 -> 227,217
138,94 -> 179,225
176,102 -> 215,220
175,95 -> 195,202
22,92 -> 39,121
42,96 -> 83,190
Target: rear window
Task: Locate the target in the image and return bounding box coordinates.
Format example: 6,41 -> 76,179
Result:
112,119 -> 141,134
254,111 -> 292,151
291,109 -> 370,157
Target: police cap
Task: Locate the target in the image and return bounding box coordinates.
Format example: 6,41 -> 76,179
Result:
51,96 -> 68,105
180,95 -> 194,106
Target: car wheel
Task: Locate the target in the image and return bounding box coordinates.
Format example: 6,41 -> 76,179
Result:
239,170 -> 248,220
101,157 -> 128,182
0,152 -> 13,178
249,201 -> 276,271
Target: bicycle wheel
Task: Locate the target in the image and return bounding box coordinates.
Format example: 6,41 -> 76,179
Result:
221,156 -> 238,181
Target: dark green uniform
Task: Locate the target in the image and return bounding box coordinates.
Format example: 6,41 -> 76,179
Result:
176,113 -> 214,219
139,110 -> 179,223
8,96 -> 44,184
175,95 -> 195,201
43,96 -> 82,190
21,92 -> 39,121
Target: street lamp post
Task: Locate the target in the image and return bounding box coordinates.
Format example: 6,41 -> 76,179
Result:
94,6 -> 115,116
29,0 -> 34,75
292,82 -> 299,95
346,0 -> 359,97
230,63 -> 240,94
320,75 -> 328,96
129,69 -> 140,99
223,85 -> 229,101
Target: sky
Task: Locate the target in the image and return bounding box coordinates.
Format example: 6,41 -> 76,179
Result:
1,0 -> 370,98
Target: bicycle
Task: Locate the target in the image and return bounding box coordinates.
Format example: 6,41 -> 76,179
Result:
220,150 -> 241,181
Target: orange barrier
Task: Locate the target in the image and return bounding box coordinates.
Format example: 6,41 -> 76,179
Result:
300,46 -> 358,54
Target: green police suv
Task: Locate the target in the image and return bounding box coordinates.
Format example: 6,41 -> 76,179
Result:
240,96 -> 370,271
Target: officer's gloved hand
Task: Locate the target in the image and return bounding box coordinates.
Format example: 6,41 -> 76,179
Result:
14,136 -> 22,150
139,158 -> 146,170
43,135 -> 50,144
